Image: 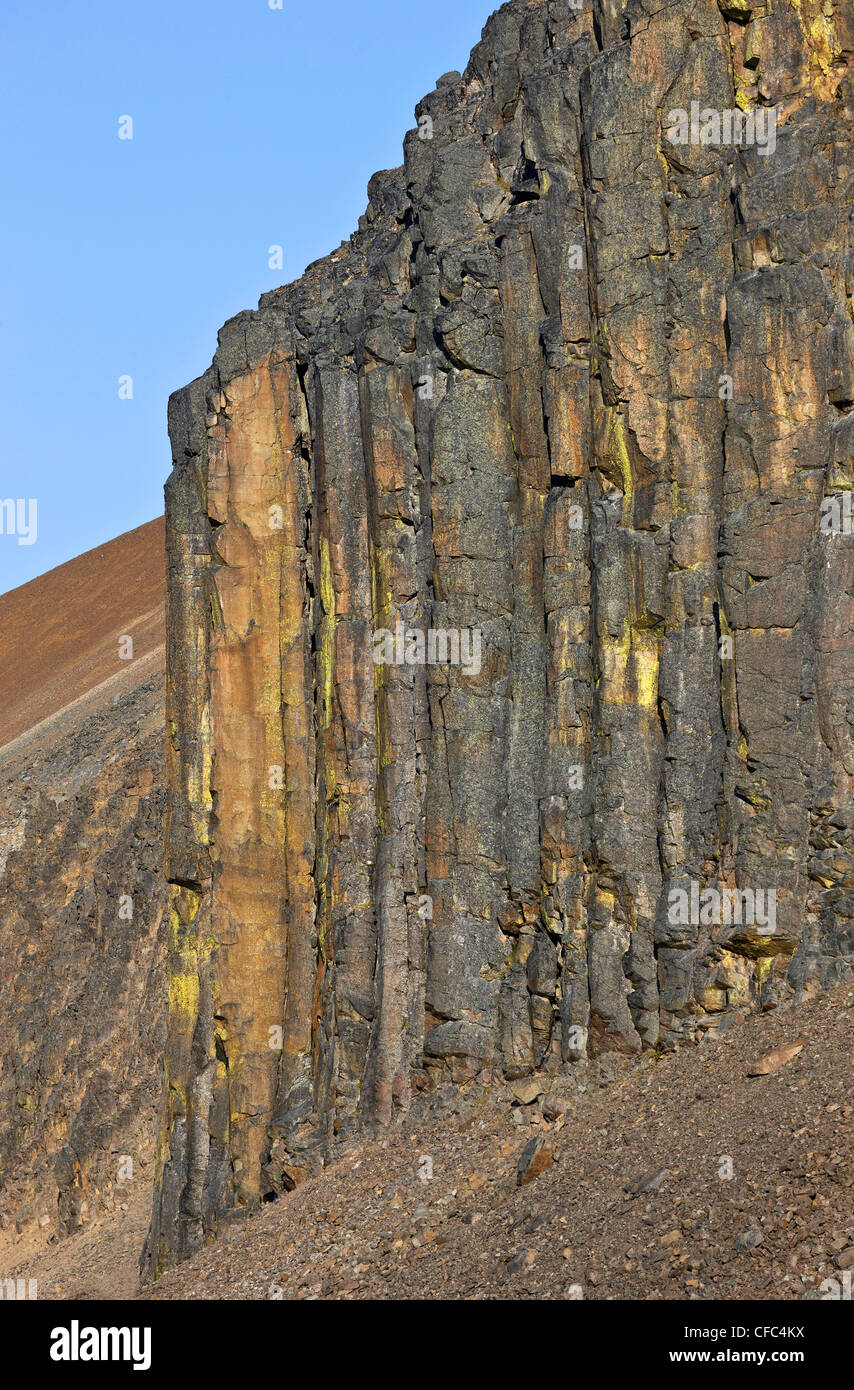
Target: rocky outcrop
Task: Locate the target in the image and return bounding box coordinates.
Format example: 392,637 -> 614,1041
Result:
0,674 -> 167,1255
145,0 -> 854,1272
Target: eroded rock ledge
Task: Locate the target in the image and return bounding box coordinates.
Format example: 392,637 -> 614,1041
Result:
144,0 -> 854,1272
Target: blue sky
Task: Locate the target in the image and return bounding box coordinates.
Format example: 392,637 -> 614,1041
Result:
0,0 -> 489,592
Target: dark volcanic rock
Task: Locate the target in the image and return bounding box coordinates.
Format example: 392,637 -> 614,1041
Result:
144,0 -> 854,1273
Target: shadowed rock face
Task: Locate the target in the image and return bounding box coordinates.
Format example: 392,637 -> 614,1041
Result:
0,525 -> 169,1260
0,675 -> 167,1253
144,0 -> 854,1272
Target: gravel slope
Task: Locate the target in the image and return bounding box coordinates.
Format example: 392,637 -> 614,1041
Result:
139,980 -> 854,1302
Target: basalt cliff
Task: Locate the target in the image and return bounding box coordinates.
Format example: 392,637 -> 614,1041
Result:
143,0 -> 854,1274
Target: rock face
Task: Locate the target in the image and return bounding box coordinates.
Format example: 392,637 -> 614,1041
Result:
145,0 -> 854,1272
0,525 -> 168,1258
0,681 -> 167,1253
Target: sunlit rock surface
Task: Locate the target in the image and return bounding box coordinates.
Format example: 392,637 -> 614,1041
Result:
144,0 -> 854,1273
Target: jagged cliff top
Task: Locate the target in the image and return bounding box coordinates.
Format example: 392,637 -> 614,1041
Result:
170,0 -> 853,421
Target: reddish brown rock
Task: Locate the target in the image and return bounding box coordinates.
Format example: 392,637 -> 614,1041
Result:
517,1137 -> 554,1187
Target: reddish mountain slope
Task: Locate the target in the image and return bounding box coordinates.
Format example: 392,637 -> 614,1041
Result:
0,519 -> 168,1264
0,518 -> 165,749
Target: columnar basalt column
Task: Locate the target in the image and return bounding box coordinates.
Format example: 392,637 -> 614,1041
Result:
144,0 -> 854,1273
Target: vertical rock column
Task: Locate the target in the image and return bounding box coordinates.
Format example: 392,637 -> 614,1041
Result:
145,0 -> 853,1274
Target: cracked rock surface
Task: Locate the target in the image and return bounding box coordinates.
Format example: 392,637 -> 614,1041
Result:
146,0 -> 854,1273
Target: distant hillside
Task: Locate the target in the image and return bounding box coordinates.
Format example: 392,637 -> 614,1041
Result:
0,517 -> 165,750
